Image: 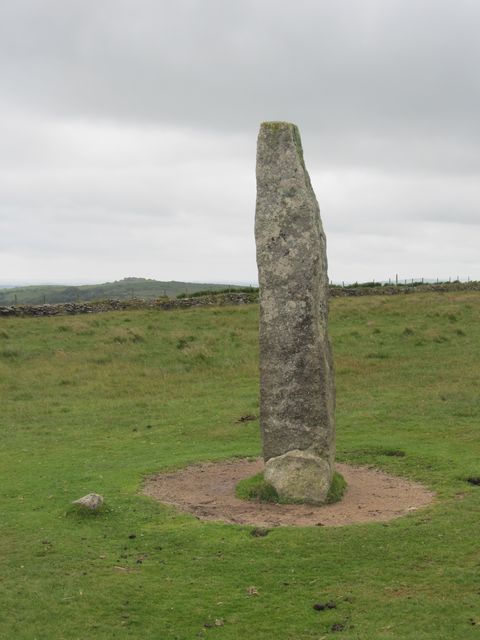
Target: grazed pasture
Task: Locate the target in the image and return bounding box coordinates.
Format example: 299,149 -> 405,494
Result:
1,292 -> 479,639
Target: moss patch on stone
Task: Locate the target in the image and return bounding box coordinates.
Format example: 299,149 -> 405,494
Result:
261,121 -> 292,130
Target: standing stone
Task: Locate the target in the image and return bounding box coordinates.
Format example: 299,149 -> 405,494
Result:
255,121 -> 335,504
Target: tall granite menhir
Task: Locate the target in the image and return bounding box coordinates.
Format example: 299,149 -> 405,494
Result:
255,121 -> 335,504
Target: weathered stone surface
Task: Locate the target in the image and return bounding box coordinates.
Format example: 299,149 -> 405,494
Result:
264,449 -> 332,504
255,121 -> 335,504
73,493 -> 104,510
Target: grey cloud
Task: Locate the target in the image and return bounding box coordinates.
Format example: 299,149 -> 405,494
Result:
2,2 -> 479,141
2,0 -> 480,178
0,117 -> 257,283
314,170 -> 480,234
0,1 -> 478,283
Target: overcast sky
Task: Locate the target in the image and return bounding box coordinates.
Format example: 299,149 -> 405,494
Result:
1,0 -> 479,285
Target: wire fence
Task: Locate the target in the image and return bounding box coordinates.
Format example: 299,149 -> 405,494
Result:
333,275 -> 477,287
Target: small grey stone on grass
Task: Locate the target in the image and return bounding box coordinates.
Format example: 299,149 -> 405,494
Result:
73,493 -> 104,510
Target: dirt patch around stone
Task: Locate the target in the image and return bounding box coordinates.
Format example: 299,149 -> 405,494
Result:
143,458 -> 435,527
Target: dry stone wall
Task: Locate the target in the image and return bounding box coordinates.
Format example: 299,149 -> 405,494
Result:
0,292 -> 258,317
1,282 -> 478,318
330,282 -> 480,297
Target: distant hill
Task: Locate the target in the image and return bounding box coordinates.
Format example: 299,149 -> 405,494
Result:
0,277 -> 250,305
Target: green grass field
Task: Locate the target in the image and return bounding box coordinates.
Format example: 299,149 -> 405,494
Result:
1,291 -> 479,639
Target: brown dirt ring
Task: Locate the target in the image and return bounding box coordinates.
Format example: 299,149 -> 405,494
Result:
143,458 -> 435,527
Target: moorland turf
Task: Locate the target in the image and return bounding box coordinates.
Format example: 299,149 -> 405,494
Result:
1,291 -> 479,639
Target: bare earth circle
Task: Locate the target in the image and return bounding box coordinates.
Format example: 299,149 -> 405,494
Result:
143,458 -> 435,527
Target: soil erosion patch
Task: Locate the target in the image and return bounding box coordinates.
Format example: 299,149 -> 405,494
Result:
143,458 -> 434,527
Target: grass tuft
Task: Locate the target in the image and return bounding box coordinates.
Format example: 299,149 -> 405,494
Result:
466,477 -> 480,486
349,446 -> 406,458
1,346 -> 20,358
325,471 -> 347,504
66,502 -> 111,518
235,472 -> 279,502
176,335 -> 195,349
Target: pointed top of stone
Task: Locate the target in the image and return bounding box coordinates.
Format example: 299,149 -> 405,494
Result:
258,121 -> 302,148
256,122 -> 311,193
260,120 -> 296,127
